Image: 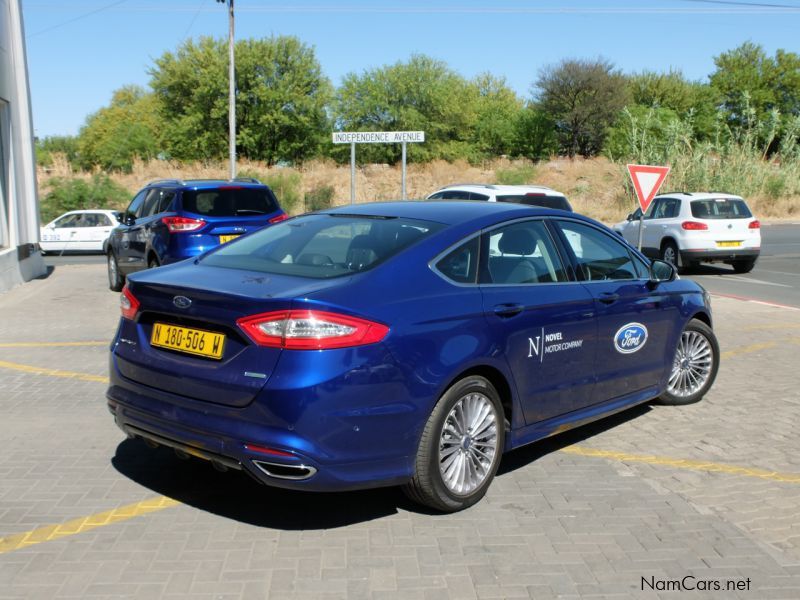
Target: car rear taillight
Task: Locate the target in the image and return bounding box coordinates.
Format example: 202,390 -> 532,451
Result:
749,220 -> 761,229
268,212 -> 290,224
237,310 -> 389,350
161,216 -> 206,232
120,284 -> 140,320
525,192 -> 545,197
681,221 -> 709,231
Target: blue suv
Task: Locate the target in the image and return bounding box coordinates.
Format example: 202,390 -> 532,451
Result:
107,178 -> 287,291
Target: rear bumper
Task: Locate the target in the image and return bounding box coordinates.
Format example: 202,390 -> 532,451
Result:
107,352 -> 417,492
680,248 -> 760,263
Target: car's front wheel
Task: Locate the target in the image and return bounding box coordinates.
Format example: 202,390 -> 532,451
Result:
659,319 -> 719,405
107,251 -> 124,292
403,376 -> 505,512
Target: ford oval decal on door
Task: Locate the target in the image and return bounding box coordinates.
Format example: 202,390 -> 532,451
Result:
614,323 -> 648,354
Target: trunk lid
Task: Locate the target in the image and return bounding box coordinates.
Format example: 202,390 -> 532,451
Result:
114,262 -> 346,407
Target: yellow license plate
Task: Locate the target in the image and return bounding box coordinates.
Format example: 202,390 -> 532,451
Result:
151,322 -> 225,359
716,241 -> 742,248
219,234 -> 240,244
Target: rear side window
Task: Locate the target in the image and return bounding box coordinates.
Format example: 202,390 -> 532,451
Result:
691,198 -> 752,219
201,214 -> 443,279
435,237 -> 479,284
496,195 -> 572,211
181,187 -> 279,217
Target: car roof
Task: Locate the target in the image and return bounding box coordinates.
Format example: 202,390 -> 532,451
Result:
323,200 -> 574,226
59,209 -> 117,215
655,192 -> 745,201
433,183 -> 566,197
145,179 -> 268,190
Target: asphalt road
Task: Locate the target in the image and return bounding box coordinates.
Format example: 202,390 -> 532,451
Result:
44,223 -> 800,307
685,223 -> 800,309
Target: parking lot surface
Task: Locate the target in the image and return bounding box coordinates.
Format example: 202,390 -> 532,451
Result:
1,264 -> 800,599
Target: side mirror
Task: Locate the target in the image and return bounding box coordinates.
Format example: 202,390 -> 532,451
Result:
626,213 -> 634,221
649,259 -> 676,284
124,214 -> 136,226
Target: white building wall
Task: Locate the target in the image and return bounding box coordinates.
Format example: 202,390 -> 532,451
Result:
0,0 -> 46,292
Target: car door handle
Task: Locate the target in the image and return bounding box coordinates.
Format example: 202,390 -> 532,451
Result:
598,293 -> 620,305
493,303 -> 524,318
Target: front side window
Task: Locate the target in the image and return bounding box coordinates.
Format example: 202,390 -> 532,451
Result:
495,195 -> 571,211
201,214 -> 443,279
54,214 -> 79,228
556,220 -> 640,281
481,220 -> 566,285
126,191 -> 147,219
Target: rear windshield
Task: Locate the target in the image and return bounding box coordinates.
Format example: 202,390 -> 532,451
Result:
181,187 -> 279,217
201,214 -> 444,278
496,195 -> 572,211
691,198 -> 752,219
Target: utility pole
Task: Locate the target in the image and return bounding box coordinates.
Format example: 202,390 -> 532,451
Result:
217,0 -> 236,179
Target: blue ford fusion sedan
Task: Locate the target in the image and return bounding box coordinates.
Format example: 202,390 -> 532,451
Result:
107,201 -> 719,511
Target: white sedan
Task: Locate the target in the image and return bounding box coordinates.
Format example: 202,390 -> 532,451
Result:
40,210 -> 121,254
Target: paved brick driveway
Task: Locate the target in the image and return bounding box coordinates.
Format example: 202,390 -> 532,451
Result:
1,265 -> 799,599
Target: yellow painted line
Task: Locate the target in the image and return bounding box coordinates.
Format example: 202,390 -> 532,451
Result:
0,496 -> 180,555
0,341 -> 107,348
0,359 -> 109,383
561,445 -> 800,484
721,341 -> 776,359
742,324 -> 800,332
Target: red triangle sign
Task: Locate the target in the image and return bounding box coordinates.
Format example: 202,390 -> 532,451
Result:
627,164 -> 670,213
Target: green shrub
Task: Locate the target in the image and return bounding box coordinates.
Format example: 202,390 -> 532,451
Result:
304,185 -> 335,212
262,170 -> 302,214
40,175 -> 131,223
495,164 -> 537,185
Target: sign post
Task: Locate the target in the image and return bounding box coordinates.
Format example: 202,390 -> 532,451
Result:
332,131 -> 425,204
626,164 -> 671,251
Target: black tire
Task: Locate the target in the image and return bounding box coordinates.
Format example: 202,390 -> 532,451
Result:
658,319 -> 720,406
660,240 -> 681,272
403,376 -> 505,512
732,259 -> 756,274
107,251 -> 124,292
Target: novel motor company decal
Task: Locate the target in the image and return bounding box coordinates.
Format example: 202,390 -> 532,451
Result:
528,329 -> 584,363
614,323 -> 648,354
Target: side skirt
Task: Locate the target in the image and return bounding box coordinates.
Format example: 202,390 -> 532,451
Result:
506,386 -> 659,451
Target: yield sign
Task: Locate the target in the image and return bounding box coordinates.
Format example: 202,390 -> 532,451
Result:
626,164 -> 670,213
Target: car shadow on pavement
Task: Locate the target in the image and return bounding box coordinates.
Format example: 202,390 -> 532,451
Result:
497,403 -> 651,476
112,438 -> 406,529
112,403 -> 652,528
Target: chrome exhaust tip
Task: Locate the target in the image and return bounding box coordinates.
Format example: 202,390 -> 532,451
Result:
174,448 -> 190,460
211,460 -> 229,473
252,460 -> 317,481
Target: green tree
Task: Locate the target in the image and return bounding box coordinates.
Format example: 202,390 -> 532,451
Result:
511,105 -> 558,161
627,70 -> 720,141
150,36 -> 331,165
333,54 -> 478,163
711,42 -> 800,129
36,135 -> 80,168
469,73 -> 523,157
534,58 -> 629,157
77,86 -> 163,171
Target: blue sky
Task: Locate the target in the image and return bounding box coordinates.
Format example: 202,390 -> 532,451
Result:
21,0 -> 800,138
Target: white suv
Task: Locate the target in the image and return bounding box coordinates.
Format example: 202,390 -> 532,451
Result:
426,184 -> 572,211
613,192 -> 760,273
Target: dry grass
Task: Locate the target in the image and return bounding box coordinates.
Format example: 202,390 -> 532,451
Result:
37,156 -> 800,223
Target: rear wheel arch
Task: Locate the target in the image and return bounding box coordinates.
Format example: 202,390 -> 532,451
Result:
440,365 -> 514,431
147,250 -> 161,268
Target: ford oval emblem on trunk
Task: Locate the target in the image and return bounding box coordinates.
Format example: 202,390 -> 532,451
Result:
173,296 -> 192,309
614,323 -> 648,354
